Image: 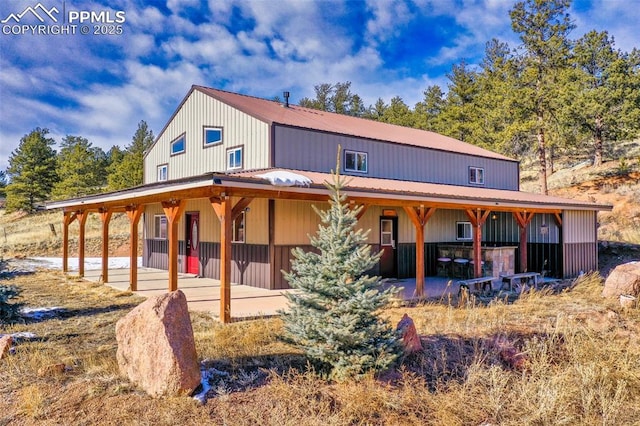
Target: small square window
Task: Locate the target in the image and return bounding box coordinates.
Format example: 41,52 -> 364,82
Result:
204,127 -> 223,146
157,164 -> 168,182
456,221 -> 473,241
469,166 -> 484,185
227,147 -> 243,170
154,215 -> 168,239
232,211 -> 245,243
170,134 -> 185,155
344,150 -> 367,173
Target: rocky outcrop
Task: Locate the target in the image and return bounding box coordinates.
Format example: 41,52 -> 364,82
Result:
396,314 -> 422,354
602,262 -> 640,298
115,290 -> 201,397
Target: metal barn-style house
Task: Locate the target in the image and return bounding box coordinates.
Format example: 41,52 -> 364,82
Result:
48,86 -> 611,322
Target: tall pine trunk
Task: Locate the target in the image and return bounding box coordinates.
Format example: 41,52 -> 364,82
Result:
537,111 -> 548,195
593,116 -> 603,167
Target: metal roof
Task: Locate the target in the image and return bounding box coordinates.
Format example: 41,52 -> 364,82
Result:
46,168 -> 612,213
192,86 -> 516,162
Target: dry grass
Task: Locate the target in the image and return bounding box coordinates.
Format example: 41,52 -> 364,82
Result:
0,210 -> 139,258
1,270 -> 639,425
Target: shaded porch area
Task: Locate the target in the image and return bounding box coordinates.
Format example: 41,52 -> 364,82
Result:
82,267 -> 461,319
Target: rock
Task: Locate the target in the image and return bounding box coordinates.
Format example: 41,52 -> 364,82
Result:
116,290 -> 201,397
491,335 -> 529,372
620,294 -> 637,309
396,314 -> 422,354
602,262 -> 640,298
0,335 -> 13,360
38,363 -> 66,376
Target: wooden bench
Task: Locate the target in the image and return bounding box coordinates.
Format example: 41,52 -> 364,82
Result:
500,272 -> 541,292
458,276 -> 495,297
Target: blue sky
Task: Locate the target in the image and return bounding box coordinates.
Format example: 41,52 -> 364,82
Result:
1,0 -> 638,172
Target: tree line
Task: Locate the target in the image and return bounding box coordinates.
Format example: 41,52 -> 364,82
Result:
298,0 -> 640,194
0,121 -> 154,212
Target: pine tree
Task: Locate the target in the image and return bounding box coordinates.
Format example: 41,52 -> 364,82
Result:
107,121 -> 154,190
5,128 -> 58,212
0,170 -> 6,199
51,136 -> 108,200
280,157 -> 401,381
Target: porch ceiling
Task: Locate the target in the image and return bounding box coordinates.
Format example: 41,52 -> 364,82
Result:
45,168 -> 612,213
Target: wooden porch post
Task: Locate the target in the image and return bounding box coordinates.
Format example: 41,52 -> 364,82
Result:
125,205 -> 143,291
99,208 -> 112,283
77,211 -> 88,277
162,200 -> 187,292
62,212 -> 77,273
403,206 -> 436,298
466,209 -> 491,278
210,195 -> 232,323
513,211 -> 535,273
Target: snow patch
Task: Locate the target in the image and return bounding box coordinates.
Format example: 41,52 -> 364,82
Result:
19,257 -> 142,272
21,306 -> 64,320
255,171 -> 312,187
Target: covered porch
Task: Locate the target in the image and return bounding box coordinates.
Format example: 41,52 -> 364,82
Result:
47,168 -> 610,323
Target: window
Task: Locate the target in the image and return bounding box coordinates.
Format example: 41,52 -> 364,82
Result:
456,221 -> 473,241
232,211 -> 245,243
227,146 -> 243,170
157,164 -> 168,182
204,127 -> 223,146
154,215 -> 168,239
170,134 -> 186,155
344,150 -> 368,173
469,166 -> 485,185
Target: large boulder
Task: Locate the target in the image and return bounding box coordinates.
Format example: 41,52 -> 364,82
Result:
116,290 -> 201,397
602,262 -> 640,298
0,335 -> 12,360
396,314 -> 422,354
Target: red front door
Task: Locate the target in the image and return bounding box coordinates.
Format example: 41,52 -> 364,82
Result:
186,213 -> 199,275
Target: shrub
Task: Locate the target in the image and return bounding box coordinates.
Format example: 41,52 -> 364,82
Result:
280,160 -> 401,381
0,284 -> 24,324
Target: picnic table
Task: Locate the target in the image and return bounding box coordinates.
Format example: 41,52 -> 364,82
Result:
458,276 -> 495,297
500,272 -> 541,292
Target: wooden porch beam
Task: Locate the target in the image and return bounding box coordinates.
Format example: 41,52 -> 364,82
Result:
125,205 -> 143,291
210,195 -> 232,323
465,209 -> 491,278
62,212 -> 77,273
231,197 -> 254,220
403,206 -> 436,297
77,211 -> 88,278
99,209 -> 113,283
554,212 -> 563,227
162,200 -> 187,292
513,211 -> 535,273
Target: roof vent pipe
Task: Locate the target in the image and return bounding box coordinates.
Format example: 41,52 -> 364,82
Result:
283,91 -> 290,108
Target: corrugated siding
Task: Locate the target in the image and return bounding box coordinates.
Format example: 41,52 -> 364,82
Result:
563,210 -> 597,243
200,242 -> 270,288
144,90 -> 270,184
563,242 -> 597,277
273,126 -> 519,190
424,209 -> 472,242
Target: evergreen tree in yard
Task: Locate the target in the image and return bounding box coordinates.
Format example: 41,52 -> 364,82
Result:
6,127 -> 58,212
280,159 -> 401,381
0,170 -> 6,198
107,121 -> 154,190
51,136 -> 108,200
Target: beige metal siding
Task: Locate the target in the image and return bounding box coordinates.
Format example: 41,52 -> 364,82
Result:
424,209 -> 472,242
273,126 -> 519,190
144,90 -> 270,184
563,210 -> 597,243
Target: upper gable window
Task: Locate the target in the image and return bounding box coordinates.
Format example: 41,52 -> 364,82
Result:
344,150 -> 368,173
227,146 -> 243,170
204,127 -> 223,147
469,166 -> 485,185
157,164 -> 168,182
170,134 -> 186,156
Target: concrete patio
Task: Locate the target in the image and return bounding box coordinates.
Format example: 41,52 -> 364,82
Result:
82,267 -> 462,321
